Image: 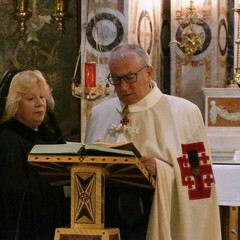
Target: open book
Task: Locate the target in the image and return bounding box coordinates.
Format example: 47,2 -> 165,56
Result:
30,142 -> 141,158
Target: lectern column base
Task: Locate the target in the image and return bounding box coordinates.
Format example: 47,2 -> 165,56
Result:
54,227 -> 121,240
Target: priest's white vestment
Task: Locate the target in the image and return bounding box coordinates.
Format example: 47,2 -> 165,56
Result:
85,82 -> 222,240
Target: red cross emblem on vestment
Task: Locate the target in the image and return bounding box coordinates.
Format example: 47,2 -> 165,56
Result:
177,142 -> 215,200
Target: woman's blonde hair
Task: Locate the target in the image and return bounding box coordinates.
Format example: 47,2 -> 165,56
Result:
1,70 -> 54,123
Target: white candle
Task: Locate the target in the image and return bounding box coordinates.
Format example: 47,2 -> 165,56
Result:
176,0 -> 182,11
203,0 -> 208,10
32,0 -> 36,10
18,0 -> 26,11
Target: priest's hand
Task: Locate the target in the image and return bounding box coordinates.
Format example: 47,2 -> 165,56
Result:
140,155 -> 156,176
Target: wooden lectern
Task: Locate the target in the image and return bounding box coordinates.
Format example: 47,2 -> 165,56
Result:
28,154 -> 155,240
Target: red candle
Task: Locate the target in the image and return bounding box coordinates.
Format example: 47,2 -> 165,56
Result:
85,62 -> 96,88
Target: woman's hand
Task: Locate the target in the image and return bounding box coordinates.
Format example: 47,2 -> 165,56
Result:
139,155 -> 156,176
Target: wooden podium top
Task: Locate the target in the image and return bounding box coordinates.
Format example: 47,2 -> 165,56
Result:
28,154 -> 156,188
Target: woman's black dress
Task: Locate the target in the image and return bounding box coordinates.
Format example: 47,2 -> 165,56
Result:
0,119 -> 70,240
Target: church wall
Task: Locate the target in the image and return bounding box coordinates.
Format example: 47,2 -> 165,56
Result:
0,0 -> 235,142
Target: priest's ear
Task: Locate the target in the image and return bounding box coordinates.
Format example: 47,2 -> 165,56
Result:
146,65 -> 153,82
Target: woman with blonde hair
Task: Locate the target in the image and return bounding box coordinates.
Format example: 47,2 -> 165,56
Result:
0,70 -> 69,240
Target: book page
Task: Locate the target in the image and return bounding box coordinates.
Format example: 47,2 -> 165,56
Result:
30,143 -> 84,155
94,141 -> 142,158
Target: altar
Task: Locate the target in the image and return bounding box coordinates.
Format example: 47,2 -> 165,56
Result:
203,87 -> 240,239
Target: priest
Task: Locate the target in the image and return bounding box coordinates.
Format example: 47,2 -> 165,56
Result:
85,43 -> 222,240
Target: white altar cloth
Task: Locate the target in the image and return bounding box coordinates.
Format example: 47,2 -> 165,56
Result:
213,164 -> 240,206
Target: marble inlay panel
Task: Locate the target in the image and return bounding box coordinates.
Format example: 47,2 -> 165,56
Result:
207,97 -> 240,127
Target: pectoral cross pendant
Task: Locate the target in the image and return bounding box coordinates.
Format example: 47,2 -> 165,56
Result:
120,115 -> 129,125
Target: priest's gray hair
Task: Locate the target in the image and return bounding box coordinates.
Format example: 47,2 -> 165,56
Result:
1,70 -> 54,123
108,43 -> 151,67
